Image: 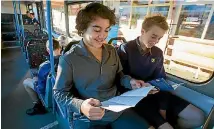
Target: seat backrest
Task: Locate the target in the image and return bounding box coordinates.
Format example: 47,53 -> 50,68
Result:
108,37 -> 127,44
34,29 -> 48,38
26,39 -> 48,68
44,74 -> 53,108
203,106 -> 214,129
24,29 -> 33,38
108,37 -> 127,49
63,40 -> 80,54
24,35 -> 37,49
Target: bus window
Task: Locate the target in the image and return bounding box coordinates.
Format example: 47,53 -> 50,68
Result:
51,1 -> 66,35
68,2 -> 91,39
151,0 -> 170,4
130,7 -> 148,29
149,6 -> 169,17
120,0 -> 132,6
106,1 -> 214,83
175,4 -> 212,38
119,6 -> 131,29
117,1 -> 171,41
164,3 -> 214,83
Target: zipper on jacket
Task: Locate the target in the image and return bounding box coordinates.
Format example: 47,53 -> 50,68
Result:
100,65 -> 102,75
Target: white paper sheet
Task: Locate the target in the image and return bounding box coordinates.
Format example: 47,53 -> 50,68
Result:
101,86 -> 154,112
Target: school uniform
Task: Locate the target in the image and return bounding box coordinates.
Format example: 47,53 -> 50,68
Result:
117,37 -> 189,128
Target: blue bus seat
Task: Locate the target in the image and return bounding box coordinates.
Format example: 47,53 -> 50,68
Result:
108,37 -> 127,49
55,99 -> 70,129
63,40 -> 80,54
44,74 -> 53,108
36,73 -> 53,109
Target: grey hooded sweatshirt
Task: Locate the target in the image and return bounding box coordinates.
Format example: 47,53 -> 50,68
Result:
53,40 -> 132,122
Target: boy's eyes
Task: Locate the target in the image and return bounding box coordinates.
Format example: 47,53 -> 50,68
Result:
93,28 -> 110,33
94,29 -> 101,32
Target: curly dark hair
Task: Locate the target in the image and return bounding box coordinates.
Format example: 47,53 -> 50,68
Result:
75,2 -> 116,36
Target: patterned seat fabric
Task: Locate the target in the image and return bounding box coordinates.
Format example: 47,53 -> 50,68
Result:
26,39 -> 49,69
34,29 -> 48,38
24,35 -> 37,49
24,29 -> 33,37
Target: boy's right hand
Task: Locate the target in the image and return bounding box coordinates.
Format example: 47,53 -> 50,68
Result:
80,98 -> 105,120
144,83 -> 159,94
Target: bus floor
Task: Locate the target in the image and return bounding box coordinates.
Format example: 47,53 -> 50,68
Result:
1,47 -> 59,129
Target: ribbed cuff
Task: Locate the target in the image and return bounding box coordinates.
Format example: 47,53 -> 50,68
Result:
71,98 -> 84,114
120,75 -> 132,89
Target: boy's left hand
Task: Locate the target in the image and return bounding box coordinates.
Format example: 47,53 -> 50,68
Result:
130,79 -> 146,89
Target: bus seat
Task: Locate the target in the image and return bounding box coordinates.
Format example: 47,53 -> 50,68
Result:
26,39 -> 48,69
37,73 -> 53,108
63,40 -> 80,54
24,29 -> 33,37
24,35 -> 37,53
34,29 -> 48,38
44,74 -> 53,108
108,37 -> 127,49
24,24 -> 39,33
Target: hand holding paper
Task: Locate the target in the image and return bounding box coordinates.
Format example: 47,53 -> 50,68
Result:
101,86 -> 155,112
130,79 -> 145,89
81,98 -> 105,120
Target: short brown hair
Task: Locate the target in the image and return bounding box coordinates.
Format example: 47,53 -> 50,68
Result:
75,2 -> 116,36
46,39 -> 61,51
142,14 -> 169,32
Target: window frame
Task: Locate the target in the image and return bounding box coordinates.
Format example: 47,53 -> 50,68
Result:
173,2 -> 214,40
66,1 -> 95,38
51,1 -> 66,35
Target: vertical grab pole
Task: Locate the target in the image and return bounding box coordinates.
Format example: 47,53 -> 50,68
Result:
13,1 -> 21,45
18,1 -> 25,51
46,1 -> 56,113
46,1 -> 55,79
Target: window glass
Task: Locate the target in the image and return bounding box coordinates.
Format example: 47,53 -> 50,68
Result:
164,5 -> 214,83
175,4 -> 212,38
151,0 -> 169,4
68,2 -> 90,38
164,38 -> 214,83
132,0 -> 149,5
130,7 -> 148,29
149,6 -> 169,17
51,1 -> 66,35
119,7 -> 131,28
107,1 -> 214,83
205,11 -> 214,40
120,0 -> 132,6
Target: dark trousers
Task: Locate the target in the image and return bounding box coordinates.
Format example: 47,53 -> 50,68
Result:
134,91 -> 189,128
